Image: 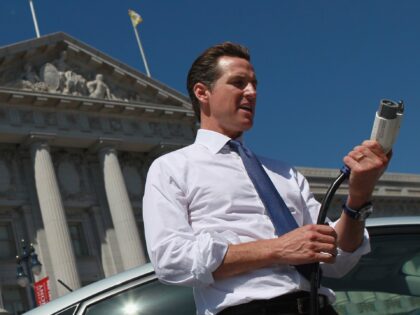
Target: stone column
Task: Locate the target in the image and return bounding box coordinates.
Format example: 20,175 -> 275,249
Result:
90,206 -> 119,276
30,138 -> 81,296
98,143 -> 146,270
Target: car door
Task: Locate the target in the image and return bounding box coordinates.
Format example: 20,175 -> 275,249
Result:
76,273 -> 196,315
324,220 -> 420,315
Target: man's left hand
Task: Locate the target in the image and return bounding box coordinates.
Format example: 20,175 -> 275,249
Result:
343,140 -> 391,208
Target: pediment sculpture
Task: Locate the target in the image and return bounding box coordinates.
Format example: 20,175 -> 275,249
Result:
5,51 -> 136,102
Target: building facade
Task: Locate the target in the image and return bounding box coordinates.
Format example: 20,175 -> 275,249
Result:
0,33 -> 195,314
0,33 -> 419,314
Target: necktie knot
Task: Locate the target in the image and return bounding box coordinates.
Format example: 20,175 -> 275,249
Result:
228,140 -> 251,157
228,139 -> 241,150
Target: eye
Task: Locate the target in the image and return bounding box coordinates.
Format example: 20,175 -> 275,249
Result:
230,78 -> 247,89
252,79 -> 258,88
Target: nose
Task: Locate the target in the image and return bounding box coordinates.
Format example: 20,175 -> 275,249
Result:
244,83 -> 257,100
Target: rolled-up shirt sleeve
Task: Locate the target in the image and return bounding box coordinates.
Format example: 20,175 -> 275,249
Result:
143,159 -> 229,287
295,169 -> 371,278
321,220 -> 371,278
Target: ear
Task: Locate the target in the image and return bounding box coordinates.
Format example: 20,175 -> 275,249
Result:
193,82 -> 210,105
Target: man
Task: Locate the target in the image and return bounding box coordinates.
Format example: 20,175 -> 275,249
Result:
143,42 -> 389,315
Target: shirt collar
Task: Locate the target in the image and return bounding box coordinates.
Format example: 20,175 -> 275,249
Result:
195,129 -> 244,154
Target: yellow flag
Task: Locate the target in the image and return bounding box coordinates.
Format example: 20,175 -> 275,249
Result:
128,9 -> 143,27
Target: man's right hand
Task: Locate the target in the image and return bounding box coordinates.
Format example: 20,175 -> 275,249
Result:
213,224 -> 337,280
273,224 -> 338,265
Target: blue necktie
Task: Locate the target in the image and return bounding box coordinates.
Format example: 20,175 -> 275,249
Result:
229,140 -> 313,280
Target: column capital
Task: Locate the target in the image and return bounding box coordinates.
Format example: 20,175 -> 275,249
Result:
23,132 -> 57,149
89,138 -> 122,154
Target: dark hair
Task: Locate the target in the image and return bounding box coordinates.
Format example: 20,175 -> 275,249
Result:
186,42 -> 250,122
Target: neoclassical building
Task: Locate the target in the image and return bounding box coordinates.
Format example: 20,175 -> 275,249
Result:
0,33 -> 419,314
0,32 -> 195,314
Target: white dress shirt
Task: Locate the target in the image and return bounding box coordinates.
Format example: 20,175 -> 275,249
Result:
143,129 -> 370,315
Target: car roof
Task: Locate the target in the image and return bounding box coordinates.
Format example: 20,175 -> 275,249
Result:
366,216 -> 420,227
24,263 -> 155,315
24,216 -> 420,315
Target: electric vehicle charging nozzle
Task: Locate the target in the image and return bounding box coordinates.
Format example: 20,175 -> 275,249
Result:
370,99 -> 404,154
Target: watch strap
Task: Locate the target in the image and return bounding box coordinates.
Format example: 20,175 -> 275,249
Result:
343,201 -> 373,221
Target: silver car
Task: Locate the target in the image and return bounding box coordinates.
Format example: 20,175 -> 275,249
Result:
24,217 -> 420,315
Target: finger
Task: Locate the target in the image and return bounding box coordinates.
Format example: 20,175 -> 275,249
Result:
296,251 -> 336,264
317,252 -> 336,264
361,140 -> 388,156
343,155 -> 359,170
347,145 -> 388,168
305,224 -> 337,236
348,150 -> 366,163
361,140 -> 384,150
314,242 -> 337,256
346,145 -> 372,165
308,233 -> 337,245
351,141 -> 389,161
351,148 -> 377,164
350,145 -> 379,160
357,146 -> 390,169
303,227 -> 337,244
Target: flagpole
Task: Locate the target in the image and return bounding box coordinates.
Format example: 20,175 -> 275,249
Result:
131,25 -> 151,78
28,0 -> 41,38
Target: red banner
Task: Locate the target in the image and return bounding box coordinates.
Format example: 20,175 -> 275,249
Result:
34,277 -> 51,306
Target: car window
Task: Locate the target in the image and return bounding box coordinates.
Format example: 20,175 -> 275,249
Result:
56,305 -> 77,315
83,279 -> 195,315
326,226 -> 420,315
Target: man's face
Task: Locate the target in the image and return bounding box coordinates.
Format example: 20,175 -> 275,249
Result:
197,56 -> 257,139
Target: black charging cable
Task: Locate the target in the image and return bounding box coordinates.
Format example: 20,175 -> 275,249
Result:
308,99 -> 404,314
309,166 -> 350,315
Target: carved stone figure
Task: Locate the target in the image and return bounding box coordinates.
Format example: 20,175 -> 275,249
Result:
19,63 -> 49,92
40,63 -> 60,92
4,51 -> 130,100
53,51 -> 88,96
87,74 -> 112,99
64,72 -> 88,96
22,63 -> 40,84
54,51 -> 68,72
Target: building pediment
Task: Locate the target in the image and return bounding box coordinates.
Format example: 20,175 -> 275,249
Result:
0,32 -> 192,110
0,32 -> 196,154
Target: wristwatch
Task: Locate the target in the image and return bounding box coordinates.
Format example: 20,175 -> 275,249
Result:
342,202 -> 373,221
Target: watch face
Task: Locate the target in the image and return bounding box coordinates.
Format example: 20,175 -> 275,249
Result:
356,206 -> 373,221
343,203 -> 373,221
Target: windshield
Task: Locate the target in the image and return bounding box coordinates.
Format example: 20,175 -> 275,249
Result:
324,224 -> 420,314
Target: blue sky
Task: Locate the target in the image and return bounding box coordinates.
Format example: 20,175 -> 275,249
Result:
1,1 -> 419,174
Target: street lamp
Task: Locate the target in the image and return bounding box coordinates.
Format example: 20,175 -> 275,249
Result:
16,239 -> 42,309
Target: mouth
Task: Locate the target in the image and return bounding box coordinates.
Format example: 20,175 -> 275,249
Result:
238,104 -> 254,113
